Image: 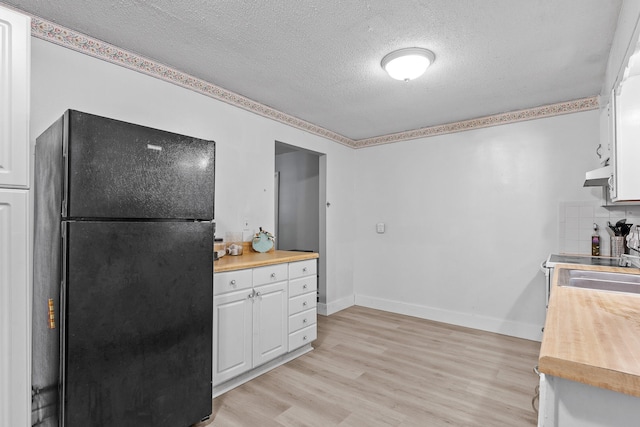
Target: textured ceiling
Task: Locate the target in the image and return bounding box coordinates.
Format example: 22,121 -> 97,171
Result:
2,0 -> 623,141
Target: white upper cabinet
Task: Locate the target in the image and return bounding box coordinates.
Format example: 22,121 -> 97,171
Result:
612,72 -> 640,201
0,5 -> 30,188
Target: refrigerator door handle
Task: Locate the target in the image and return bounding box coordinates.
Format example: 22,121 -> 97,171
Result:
59,221 -> 68,426
61,111 -> 70,218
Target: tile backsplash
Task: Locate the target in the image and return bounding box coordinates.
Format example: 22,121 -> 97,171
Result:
559,201 -> 640,256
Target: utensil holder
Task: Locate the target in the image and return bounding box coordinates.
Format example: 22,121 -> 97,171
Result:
611,236 -> 625,257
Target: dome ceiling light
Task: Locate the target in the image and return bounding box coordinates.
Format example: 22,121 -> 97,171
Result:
381,47 -> 436,82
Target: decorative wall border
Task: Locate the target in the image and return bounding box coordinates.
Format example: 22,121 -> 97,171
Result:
29,15 -> 599,149
29,16 -> 354,148
355,96 -> 599,148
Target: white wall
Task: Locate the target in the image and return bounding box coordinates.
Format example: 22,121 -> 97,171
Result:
353,110 -> 602,341
29,38 -> 356,313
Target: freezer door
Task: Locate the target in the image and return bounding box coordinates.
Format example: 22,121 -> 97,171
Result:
61,221 -> 213,427
65,110 -> 214,220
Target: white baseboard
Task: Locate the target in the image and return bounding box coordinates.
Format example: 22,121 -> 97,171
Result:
354,294 -> 543,342
317,294 -> 355,316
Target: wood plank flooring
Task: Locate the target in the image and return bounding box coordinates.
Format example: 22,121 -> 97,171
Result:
197,306 -> 541,426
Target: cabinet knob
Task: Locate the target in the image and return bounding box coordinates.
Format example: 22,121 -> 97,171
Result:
303,336 -> 308,341
302,267 -> 308,273
303,301 -> 307,307
230,279 -> 236,286
255,291 -> 261,297
270,273 -> 276,278
302,284 -> 308,289
302,319 -> 307,324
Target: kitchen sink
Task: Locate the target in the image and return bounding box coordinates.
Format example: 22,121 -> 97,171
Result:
558,269 -> 640,294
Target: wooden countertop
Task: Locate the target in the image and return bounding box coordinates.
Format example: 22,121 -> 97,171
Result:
214,250 -> 319,272
538,263 -> 640,397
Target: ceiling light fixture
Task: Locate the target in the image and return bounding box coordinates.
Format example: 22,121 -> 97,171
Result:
381,47 -> 435,82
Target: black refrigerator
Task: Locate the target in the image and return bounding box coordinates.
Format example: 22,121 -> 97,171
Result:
32,110 -> 215,427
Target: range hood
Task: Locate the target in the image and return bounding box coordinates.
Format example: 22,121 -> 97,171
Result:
584,165 -> 612,187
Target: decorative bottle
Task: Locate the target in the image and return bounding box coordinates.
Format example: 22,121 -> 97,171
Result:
591,223 -> 600,256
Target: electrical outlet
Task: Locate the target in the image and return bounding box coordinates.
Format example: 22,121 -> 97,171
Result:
243,219 -> 249,230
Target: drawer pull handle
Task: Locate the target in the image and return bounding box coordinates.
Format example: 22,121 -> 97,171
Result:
303,319 -> 307,324
271,273 -> 276,278
303,301 -> 307,307
303,267 -> 308,273
303,335 -> 308,341
303,284 -> 308,289
230,279 -> 236,285
255,291 -> 261,297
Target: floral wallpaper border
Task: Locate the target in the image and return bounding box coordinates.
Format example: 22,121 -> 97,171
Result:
353,96 -> 599,148
30,16 -> 599,149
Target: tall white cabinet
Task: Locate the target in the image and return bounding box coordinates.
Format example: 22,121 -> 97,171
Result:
0,4 -> 31,427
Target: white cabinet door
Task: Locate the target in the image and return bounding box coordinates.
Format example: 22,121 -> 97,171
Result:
253,281 -> 288,367
0,189 -> 30,427
0,6 -> 30,188
213,289 -> 253,385
613,75 -> 640,201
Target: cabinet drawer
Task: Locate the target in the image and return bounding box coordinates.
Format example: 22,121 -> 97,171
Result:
214,269 -> 252,295
289,259 -> 317,280
289,308 -> 317,333
289,324 -> 317,350
289,292 -> 316,316
289,276 -> 317,298
253,263 -> 288,286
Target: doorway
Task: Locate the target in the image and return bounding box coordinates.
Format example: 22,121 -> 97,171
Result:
274,141 -> 326,306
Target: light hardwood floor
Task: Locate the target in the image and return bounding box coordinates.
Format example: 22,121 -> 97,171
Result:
199,306 -> 541,426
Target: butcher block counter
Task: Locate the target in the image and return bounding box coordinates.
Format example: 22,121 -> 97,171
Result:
538,263 -> 640,397
214,249 -> 319,272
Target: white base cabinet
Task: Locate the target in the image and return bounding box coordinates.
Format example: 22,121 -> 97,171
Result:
213,258 -> 317,396
213,265 -> 288,385
538,374 -> 640,427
